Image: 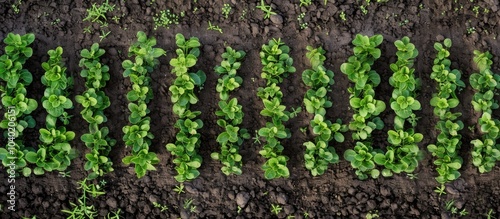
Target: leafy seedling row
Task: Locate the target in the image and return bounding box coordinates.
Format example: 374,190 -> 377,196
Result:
76,43 -> 116,180
211,47 -> 249,175
302,46 -> 346,176
427,38 -> 466,184
257,38 -> 297,179
0,33 -> 38,176
121,31 -> 165,178
166,33 -> 206,182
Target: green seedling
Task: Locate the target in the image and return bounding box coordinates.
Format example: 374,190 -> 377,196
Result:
434,184 -> 446,196
207,21 -> 223,33
256,0 -> 276,19
271,204 -> 282,215
174,183 -> 185,195
153,9 -> 179,30
300,0 -> 312,7
83,0 -> 115,25
222,3 -> 231,19
153,202 -> 169,212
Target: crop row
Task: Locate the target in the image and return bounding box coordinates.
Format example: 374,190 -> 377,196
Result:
1,32 -> 499,184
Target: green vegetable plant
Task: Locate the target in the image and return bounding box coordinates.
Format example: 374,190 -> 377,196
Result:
257,38 -> 296,179
302,46 -> 347,176
376,36 -> 423,177
427,38 -> 465,183
211,47 -> 249,175
341,34 -> 385,179
121,31 -> 165,178
25,46 -> 76,175
166,33 -> 206,182
76,43 -> 116,180
469,50 -> 500,173
0,33 -> 37,176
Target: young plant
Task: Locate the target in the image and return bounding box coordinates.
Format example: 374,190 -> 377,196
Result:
153,9 -> 180,30
76,43 -> 116,180
257,38 -> 296,179
0,33 -> 37,176
222,3 -> 232,19
61,178 -> 105,218
427,38 -> 465,183
256,0 -> 276,19
83,0 -> 115,25
122,31 -> 165,178
302,46 -> 346,176
166,33 -> 206,182
211,47 -> 249,175
377,36 -> 423,177
341,34 -> 385,179
25,46 -> 76,175
469,50 -> 500,173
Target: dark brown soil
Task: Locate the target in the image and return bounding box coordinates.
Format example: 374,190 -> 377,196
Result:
1,0 -> 500,218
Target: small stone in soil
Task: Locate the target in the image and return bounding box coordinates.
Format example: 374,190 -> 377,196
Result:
277,193 -> 288,205
445,186 -> 459,195
236,192 -> 250,207
270,14 -> 283,24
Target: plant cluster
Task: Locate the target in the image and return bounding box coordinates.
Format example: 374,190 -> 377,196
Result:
62,178 -> 121,219
341,34 -> 385,179
222,3 -> 232,19
76,43 -> 116,180
121,31 -> 165,178
153,9 -> 180,30
427,38 -> 466,183
469,50 -> 500,173
25,46 -> 76,175
0,33 -> 37,176
166,33 -> 206,182
375,36 -> 423,177
211,47 -> 249,175
83,0 -> 115,25
297,12 -> 308,30
257,38 -> 296,179
302,46 -> 346,176
82,0 -> 116,39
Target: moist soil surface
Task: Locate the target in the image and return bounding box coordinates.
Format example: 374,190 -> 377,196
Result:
1,0 -> 500,218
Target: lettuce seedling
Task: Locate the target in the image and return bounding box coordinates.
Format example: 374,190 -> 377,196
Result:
344,142 -> 380,180
79,43 -> 110,89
